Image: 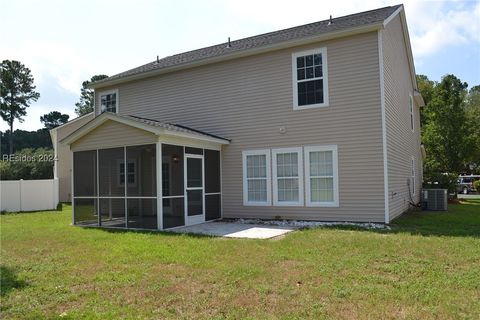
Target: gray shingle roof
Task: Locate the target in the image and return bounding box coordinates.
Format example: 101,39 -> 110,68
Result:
125,115 -> 230,142
93,5 -> 401,86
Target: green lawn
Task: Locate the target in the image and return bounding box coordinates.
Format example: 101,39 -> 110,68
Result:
1,201 -> 479,319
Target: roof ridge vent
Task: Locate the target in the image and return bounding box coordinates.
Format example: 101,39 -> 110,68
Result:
328,15 -> 333,25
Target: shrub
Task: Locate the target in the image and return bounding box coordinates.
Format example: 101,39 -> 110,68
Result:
474,180 -> 480,192
0,148 -> 54,180
423,172 -> 458,195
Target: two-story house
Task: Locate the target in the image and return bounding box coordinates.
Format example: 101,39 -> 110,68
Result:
60,4 -> 424,230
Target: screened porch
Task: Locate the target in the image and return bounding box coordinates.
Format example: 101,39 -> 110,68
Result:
72,143 -> 222,230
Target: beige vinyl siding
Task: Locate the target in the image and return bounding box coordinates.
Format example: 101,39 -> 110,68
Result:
71,120 -> 157,152
96,32 -> 385,222
54,113 -> 94,202
382,15 -> 422,221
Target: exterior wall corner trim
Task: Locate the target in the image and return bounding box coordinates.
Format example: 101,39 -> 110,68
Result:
378,29 -> 390,224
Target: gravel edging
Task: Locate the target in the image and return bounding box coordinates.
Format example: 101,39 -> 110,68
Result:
230,218 -> 390,230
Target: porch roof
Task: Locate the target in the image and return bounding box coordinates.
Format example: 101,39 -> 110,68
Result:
60,112 -> 231,146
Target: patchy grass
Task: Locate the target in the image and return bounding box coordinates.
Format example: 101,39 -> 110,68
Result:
1,202 -> 479,319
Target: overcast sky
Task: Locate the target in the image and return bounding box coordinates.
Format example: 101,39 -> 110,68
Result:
1,0 -> 479,131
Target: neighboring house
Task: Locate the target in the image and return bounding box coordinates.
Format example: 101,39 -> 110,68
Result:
50,113 -> 94,202
60,4 -> 424,230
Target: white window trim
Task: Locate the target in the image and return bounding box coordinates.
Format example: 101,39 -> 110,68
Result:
98,89 -> 119,114
409,93 -> 414,132
304,145 -> 339,207
242,149 -> 271,206
292,47 -> 329,110
272,147 -> 304,206
411,156 -> 416,196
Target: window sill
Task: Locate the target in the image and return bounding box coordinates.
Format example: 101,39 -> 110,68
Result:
273,201 -> 304,207
306,201 -> 339,207
243,201 -> 271,206
293,103 -> 330,110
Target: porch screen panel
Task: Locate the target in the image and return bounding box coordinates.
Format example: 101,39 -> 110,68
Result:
205,149 -> 221,221
205,194 -> 221,221
100,198 -> 126,227
204,150 -> 220,193
126,144 -> 156,197
73,150 -> 97,197
162,144 -> 184,196
162,144 -> 185,228
74,198 -> 98,225
73,151 -> 98,226
162,198 -> 184,229
99,147 -> 125,196
127,199 -> 157,229
185,147 -> 203,155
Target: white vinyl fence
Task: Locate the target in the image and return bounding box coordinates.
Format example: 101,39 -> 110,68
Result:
0,179 -> 59,212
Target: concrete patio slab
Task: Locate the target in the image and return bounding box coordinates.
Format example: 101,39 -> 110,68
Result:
167,221 -> 296,239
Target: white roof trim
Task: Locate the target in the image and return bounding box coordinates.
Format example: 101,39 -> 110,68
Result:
60,112 -> 230,146
382,5 -> 418,91
49,112 -> 94,132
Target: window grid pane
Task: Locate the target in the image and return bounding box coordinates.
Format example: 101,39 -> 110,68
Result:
247,155 -> 266,178
278,178 -> 299,202
247,179 -> 267,202
311,177 -> 334,202
310,151 -> 333,176
101,93 -> 117,112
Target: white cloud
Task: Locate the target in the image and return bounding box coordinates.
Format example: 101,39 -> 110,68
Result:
407,0 -> 480,58
0,42 -> 94,131
1,41 -> 98,95
223,0 -> 390,30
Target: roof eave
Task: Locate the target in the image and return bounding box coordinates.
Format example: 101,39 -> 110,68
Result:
414,90 -> 425,107
60,112 -> 230,146
89,22 -> 384,89
60,113 -> 155,145
382,5 -> 418,91
49,112 -> 94,133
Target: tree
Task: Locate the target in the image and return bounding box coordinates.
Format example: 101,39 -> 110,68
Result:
74,74 -> 108,116
40,111 -> 70,129
421,74 -> 471,180
0,60 -> 40,154
465,85 -> 480,173
416,74 -> 436,128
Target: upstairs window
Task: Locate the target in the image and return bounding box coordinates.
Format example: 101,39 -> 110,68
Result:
100,90 -> 118,113
292,48 -> 328,109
